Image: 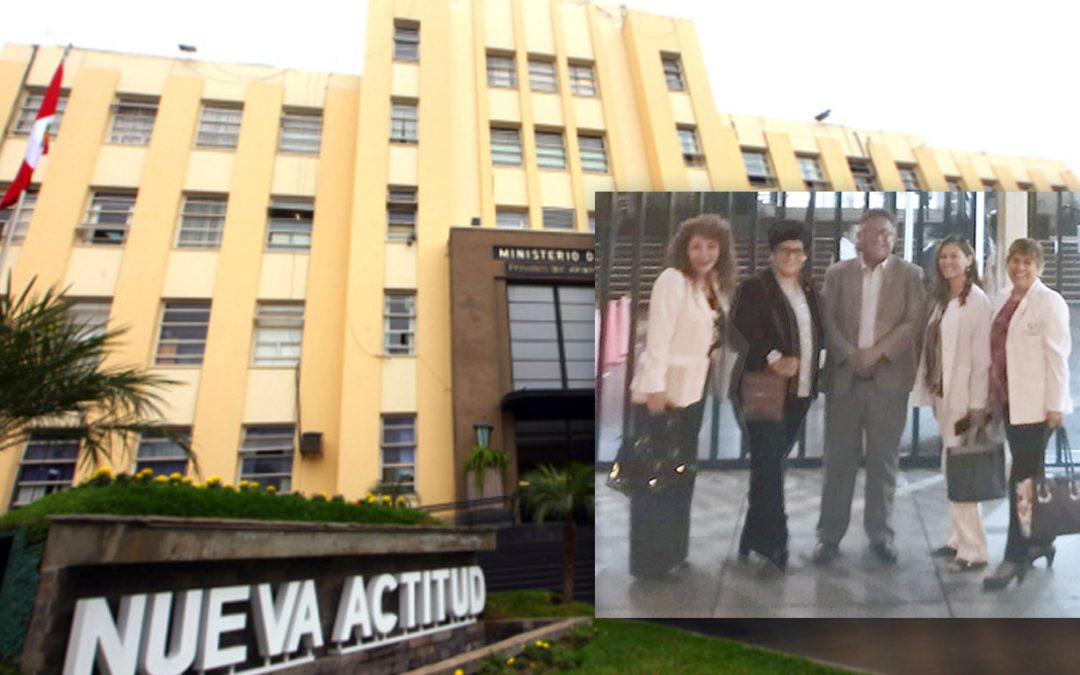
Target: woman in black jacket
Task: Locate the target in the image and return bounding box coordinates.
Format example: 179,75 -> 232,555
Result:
731,220 -> 824,571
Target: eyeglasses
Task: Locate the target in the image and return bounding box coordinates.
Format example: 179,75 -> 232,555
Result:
775,246 -> 807,258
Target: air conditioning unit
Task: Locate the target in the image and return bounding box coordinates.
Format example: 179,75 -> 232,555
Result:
299,432 -> 323,456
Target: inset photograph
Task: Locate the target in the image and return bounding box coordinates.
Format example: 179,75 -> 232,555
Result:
596,190 -> 1080,618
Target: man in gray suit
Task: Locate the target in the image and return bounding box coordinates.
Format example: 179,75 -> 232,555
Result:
813,209 -> 926,565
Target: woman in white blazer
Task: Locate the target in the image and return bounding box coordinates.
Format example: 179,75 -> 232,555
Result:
915,236 -> 991,570
624,213 -> 736,578
983,238 -> 1073,591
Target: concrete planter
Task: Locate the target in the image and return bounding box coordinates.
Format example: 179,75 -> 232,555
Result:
3,515 -> 497,674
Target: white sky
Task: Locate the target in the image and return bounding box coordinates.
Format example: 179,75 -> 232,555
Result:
2,0 -> 1078,172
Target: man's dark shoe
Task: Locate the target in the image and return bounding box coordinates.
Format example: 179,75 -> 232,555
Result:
871,542 -> 898,565
811,542 -> 839,566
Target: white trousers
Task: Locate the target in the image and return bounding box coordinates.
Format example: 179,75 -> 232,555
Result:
935,399 -> 989,564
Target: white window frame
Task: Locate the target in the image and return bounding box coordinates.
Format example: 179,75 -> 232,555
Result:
742,150 -> 776,188
67,300 -> 111,340
662,54 -> 684,91
898,165 -> 922,191
496,209 -> 528,229
11,434 -> 80,508
176,195 -> 226,248
196,104 -> 243,148
387,186 -> 418,242
0,188 -> 37,244
252,303 -> 304,367
109,97 -> 158,145
568,62 -> 597,97
849,159 -> 877,191
678,126 -> 704,167
393,22 -> 420,61
238,426 -> 295,492
78,191 -> 136,245
381,415 -> 416,490
528,58 -> 557,93
491,127 -> 523,166
154,302 -> 211,366
390,102 -> 418,144
135,429 -> 190,477
384,292 -> 416,356
486,53 -> 517,88
13,88 -> 68,137
535,130 -> 566,170
542,207 -> 575,230
279,110 -> 322,154
266,197 -> 313,251
797,155 -> 829,189
578,134 -> 608,173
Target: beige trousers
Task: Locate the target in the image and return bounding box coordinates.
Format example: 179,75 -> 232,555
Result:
935,398 -> 989,564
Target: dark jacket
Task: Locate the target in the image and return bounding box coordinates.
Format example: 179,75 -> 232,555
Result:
731,268 -> 825,399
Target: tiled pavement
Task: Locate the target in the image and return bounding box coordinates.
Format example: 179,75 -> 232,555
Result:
596,468 -> 1080,618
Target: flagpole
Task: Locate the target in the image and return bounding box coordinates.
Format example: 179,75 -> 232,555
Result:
0,191 -> 26,289
0,45 -> 37,139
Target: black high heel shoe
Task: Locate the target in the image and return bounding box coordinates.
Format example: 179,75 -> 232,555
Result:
982,560 -> 1030,591
1029,544 -> 1056,568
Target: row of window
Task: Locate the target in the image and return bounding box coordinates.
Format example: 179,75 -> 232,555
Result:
11,417 -> 417,507
485,53 -> 598,98
490,126 -> 608,172
12,90 -> 323,154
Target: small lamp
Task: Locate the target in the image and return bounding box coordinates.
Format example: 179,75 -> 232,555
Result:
473,419 -> 494,449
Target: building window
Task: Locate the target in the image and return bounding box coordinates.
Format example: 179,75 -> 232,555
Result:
108,97 -> 158,145
384,293 -> 416,355
393,22 -> 419,61
381,416 -> 416,490
661,54 -> 684,91
535,130 -> 566,169
568,62 -> 597,97
10,434 -> 80,507
0,188 -> 36,244
578,134 -> 608,173
67,300 -> 111,339
154,302 -> 211,366
678,126 -> 704,167
742,150 -> 776,188
898,165 -> 921,191
982,179 -> 1000,192
542,207 -> 575,230
1017,182 -> 1033,191
13,89 -> 68,137
588,212 -> 596,232
798,155 -> 829,189
79,191 -> 136,245
946,177 -> 964,192
266,197 -> 313,251
135,429 -> 190,476
387,186 -> 417,242
176,195 -> 226,248
252,303 -> 304,367
491,127 -> 523,166
486,53 -> 516,88
279,110 -> 322,154
390,102 -> 418,143
496,209 -> 528,229
507,284 -> 594,390
848,159 -> 876,191
528,58 -> 557,93
196,104 -> 243,148
239,426 -> 294,492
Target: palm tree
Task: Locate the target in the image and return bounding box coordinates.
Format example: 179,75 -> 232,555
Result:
0,278 -> 191,471
519,462 -> 594,604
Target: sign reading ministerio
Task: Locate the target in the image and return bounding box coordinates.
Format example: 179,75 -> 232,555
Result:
62,566 -> 486,674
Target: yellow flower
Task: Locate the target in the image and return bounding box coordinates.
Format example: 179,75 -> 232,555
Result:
250,481 -> 260,488
206,476 -> 222,485
224,483 -> 235,491
169,472 -> 182,481
265,485 -> 277,493
454,670 -> 464,675
507,657 -> 515,665
316,491 -> 329,499
239,480 -> 251,489
92,467 -> 113,477
535,640 -> 543,647
154,475 -> 168,483
181,477 -> 194,485
381,495 -> 391,504
366,495 -> 377,503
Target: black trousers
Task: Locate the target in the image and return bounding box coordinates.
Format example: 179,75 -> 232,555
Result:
740,395 -> 812,556
628,399 -> 706,578
1003,422 -> 1055,563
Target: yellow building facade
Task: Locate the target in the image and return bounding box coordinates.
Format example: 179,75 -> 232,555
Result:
0,0 -> 1076,511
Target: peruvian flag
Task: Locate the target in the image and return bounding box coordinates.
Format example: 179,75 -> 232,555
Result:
0,58 -> 64,209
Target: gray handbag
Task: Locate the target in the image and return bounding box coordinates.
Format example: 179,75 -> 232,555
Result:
945,419 -> 1007,502
1030,429 -> 1080,539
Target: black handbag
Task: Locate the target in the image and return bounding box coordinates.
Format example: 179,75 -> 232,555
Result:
1030,429 -> 1080,539
945,420 -> 1007,502
607,406 -> 695,496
